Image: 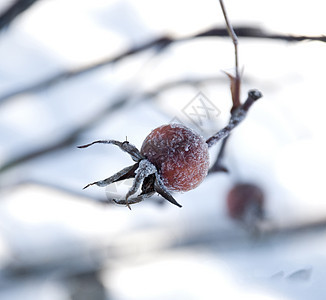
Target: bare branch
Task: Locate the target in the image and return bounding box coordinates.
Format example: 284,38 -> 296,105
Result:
0,36 -> 173,104
0,26 -> 324,105
0,94 -> 130,173
194,26 -> 326,42
206,89 -> 262,148
208,136 -> 229,174
0,0 -> 40,31
0,76 -> 225,175
209,0 -> 241,173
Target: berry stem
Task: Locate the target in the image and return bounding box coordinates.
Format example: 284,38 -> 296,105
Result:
219,0 -> 241,109
206,89 -> 262,148
208,135 -> 229,173
219,0 -> 239,78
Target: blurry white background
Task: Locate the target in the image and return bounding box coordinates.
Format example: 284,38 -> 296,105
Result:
0,0 -> 326,299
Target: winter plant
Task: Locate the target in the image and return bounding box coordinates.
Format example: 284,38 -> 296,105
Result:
78,0 -> 263,209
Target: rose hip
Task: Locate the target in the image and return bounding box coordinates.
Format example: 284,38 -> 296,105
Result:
141,124 -> 209,192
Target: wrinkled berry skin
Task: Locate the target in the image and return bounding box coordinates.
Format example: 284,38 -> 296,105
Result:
140,124 -> 209,192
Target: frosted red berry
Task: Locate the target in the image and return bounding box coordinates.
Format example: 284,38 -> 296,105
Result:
140,124 -> 209,192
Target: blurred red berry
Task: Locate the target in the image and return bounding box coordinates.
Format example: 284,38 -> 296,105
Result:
141,124 -> 209,192
227,183 -> 264,222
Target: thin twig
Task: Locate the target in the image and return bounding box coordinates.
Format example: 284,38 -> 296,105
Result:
209,0 -> 241,173
219,0 -> 239,76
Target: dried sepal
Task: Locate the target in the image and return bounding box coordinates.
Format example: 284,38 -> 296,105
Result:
224,71 -> 241,111
125,160 -> 157,201
79,139 -> 183,208
154,174 -> 182,208
83,163 -> 138,189
78,140 -> 144,162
